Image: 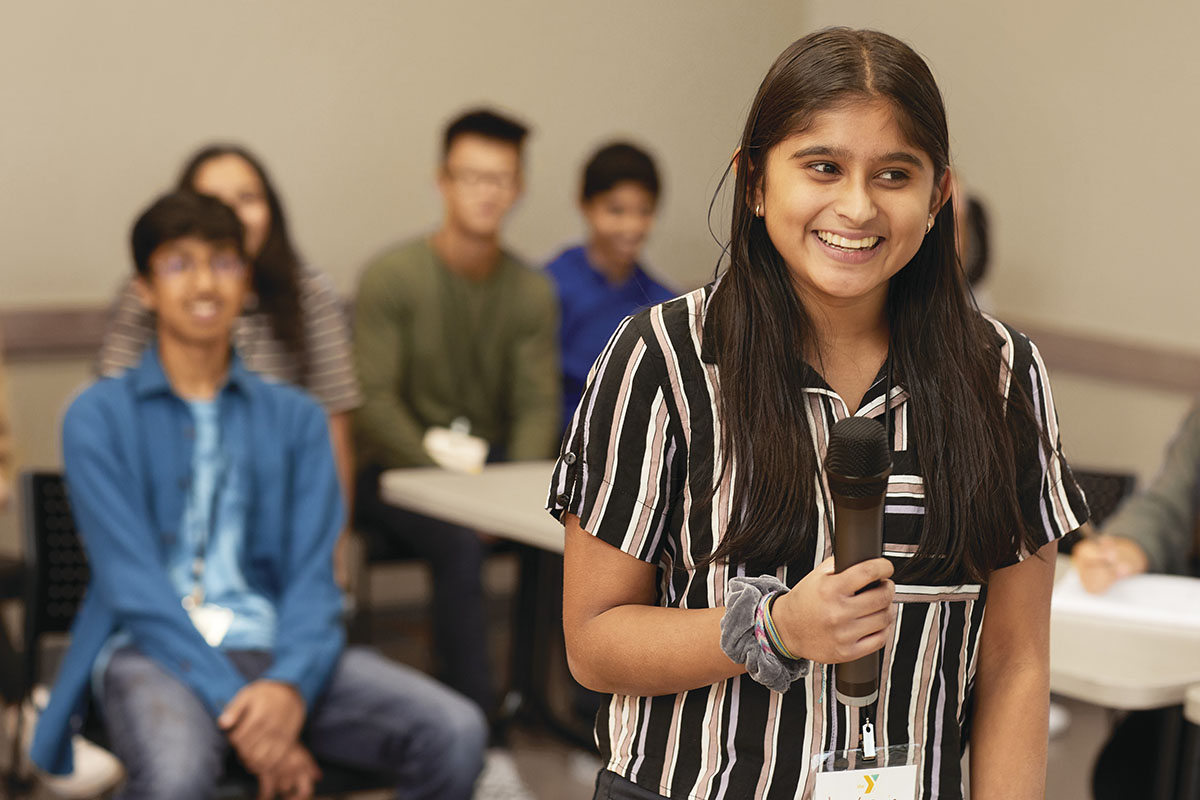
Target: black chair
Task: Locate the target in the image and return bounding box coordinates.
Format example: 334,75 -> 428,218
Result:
0,548 -> 26,794
18,470 -> 393,799
1058,468 -> 1138,553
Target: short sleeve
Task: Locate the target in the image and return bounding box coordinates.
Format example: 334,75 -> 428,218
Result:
546,313 -> 680,564
298,269 -> 362,414
997,323 -> 1089,565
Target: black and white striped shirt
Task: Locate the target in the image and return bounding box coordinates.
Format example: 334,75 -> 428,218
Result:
96,267 -> 361,414
547,284 -> 1086,800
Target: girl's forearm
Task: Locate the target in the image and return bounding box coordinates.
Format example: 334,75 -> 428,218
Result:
969,658 -> 1049,799
567,604 -> 745,696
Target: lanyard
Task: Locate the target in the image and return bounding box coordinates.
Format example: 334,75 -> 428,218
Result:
182,450 -> 228,611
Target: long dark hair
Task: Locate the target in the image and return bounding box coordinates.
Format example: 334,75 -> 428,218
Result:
707,28 -> 1043,582
178,145 -> 307,379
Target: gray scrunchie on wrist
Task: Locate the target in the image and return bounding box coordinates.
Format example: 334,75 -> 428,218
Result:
720,576 -> 810,694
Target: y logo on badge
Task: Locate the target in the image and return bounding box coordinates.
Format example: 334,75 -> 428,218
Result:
860,774 -> 879,793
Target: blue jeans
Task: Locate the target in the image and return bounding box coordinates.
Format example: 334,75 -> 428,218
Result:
98,646 -> 487,800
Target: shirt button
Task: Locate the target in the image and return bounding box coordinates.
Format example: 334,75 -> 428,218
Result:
556,493 -> 569,505
564,452 -> 577,465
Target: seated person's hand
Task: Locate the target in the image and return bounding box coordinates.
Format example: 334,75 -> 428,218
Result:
219,680 -> 307,774
1072,531 -> 1149,594
255,742 -> 321,800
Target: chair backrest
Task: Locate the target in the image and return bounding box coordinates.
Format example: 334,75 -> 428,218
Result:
20,470 -> 89,690
1071,468 -> 1138,530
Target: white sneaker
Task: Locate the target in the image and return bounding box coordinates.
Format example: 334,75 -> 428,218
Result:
23,686 -> 124,799
1048,700 -> 1072,739
38,737 -> 125,799
473,748 -> 535,800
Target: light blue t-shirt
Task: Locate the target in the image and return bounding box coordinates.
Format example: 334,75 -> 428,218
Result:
94,398 -> 277,694
171,399 -> 276,649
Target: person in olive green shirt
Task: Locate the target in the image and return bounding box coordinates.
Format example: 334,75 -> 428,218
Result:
353,109 -> 560,716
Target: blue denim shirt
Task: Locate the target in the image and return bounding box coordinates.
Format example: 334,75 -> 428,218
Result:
31,347 -> 345,775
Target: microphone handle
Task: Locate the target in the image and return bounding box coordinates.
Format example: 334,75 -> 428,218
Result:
832,492 -> 885,707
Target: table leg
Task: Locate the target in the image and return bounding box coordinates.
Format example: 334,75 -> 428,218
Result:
497,545 -> 594,750
1181,716 -> 1200,800
1154,705 -> 1182,800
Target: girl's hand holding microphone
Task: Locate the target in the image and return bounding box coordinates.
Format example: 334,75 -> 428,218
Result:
771,556 -> 897,664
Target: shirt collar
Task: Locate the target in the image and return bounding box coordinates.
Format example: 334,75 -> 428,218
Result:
130,343 -> 251,399
580,246 -> 645,290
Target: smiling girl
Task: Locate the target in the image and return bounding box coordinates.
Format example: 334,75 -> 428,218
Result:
548,29 -> 1087,800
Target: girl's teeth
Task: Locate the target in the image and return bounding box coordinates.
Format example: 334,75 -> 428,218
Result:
818,232 -> 879,250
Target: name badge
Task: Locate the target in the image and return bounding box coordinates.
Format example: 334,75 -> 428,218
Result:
186,601 -> 234,647
813,732 -> 918,800
813,763 -> 918,799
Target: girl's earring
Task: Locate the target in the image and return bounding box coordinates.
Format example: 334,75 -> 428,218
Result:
755,204 -> 763,217
925,214 -> 934,233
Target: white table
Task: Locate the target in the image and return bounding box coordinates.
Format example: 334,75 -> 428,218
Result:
1049,615 -> 1200,710
380,460 -> 564,553
1049,557 -> 1200,709
1049,558 -> 1200,799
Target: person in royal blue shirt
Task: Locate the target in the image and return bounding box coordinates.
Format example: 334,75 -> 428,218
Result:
30,191 -> 486,800
545,142 -> 676,428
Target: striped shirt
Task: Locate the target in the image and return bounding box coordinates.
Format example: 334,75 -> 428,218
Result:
547,284 -> 1087,800
95,267 -> 361,414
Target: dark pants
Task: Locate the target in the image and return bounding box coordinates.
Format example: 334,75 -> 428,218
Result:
356,465 -> 494,714
594,770 -> 670,799
1092,707 -> 1177,800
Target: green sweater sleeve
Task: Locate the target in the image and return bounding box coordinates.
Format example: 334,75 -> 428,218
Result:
1101,403 -> 1200,575
505,272 -> 562,461
352,256 -> 436,468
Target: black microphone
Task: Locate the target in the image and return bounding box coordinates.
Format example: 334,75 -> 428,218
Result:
824,416 -> 892,707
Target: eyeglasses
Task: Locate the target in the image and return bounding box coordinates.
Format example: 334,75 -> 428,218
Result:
153,251 -> 246,280
444,168 -> 519,191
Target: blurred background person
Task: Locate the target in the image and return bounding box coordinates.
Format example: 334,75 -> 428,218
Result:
33,190 -> 486,800
545,142 -> 676,431
951,176 -> 993,312
1072,403 -> 1200,800
95,145 -> 361,583
352,108 -> 560,718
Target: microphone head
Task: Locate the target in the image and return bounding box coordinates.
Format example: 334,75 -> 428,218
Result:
825,416 -> 891,498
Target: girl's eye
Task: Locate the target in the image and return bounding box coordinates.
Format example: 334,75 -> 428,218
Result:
878,169 -> 910,183
809,162 -> 839,175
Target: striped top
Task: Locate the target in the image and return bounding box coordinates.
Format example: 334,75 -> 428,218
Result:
95,267 -> 361,414
547,284 -> 1087,800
